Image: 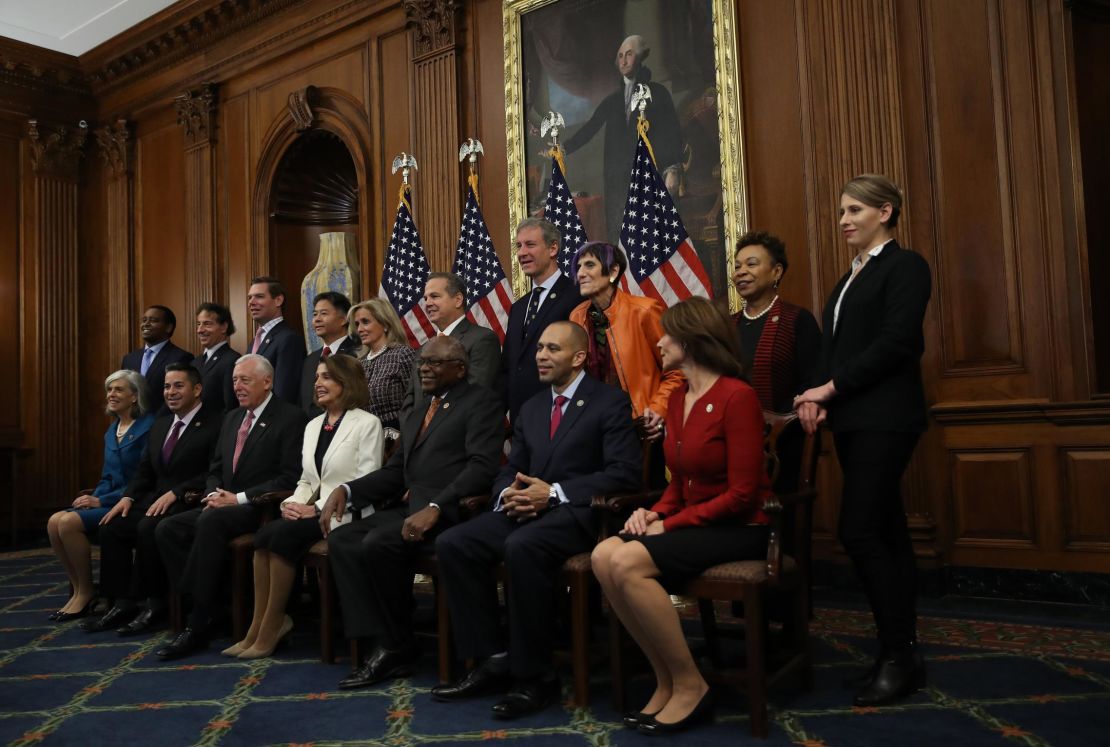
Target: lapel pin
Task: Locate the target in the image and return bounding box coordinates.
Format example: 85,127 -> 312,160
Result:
193,421 -> 201,428
260,422 -> 268,428
706,404 -> 714,413
771,315 -> 779,323
576,400 -> 584,407
264,338 -> 271,345
442,402 -> 451,409
550,292 -> 557,299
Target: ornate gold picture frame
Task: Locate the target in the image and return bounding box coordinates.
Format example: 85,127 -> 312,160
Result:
502,0 -> 748,310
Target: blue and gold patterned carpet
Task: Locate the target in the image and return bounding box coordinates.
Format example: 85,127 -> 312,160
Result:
1,548 -> 1109,746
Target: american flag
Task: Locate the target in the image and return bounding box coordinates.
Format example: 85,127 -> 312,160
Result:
542,155 -> 589,274
452,187 -> 513,342
379,187 -> 434,347
618,134 -> 712,304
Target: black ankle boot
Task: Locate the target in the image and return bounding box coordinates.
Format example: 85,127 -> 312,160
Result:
852,643 -> 925,707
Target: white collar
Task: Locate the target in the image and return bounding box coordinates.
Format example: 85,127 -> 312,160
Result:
437,316 -> 465,337
173,401 -> 203,428
552,369 -> 586,403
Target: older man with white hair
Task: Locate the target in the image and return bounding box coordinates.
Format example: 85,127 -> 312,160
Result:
155,353 -> 306,660
563,33 -> 682,241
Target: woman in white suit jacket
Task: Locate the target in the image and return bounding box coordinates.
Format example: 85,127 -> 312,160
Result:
225,354 -> 383,659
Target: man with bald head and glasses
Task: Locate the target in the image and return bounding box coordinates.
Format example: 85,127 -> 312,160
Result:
319,335 -> 504,690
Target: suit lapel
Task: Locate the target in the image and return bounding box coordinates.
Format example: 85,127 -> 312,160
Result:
234,405 -> 273,472
413,388 -> 456,450
303,417 -> 323,480
171,412 -> 207,464
832,241 -> 894,340
517,275 -> 567,361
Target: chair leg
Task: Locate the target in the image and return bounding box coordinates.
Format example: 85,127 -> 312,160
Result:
349,638 -> 363,671
230,547 -> 249,641
744,585 -> 768,738
318,563 -> 334,664
794,585 -> 813,691
434,577 -> 453,684
168,591 -> 183,634
569,578 -> 590,708
698,598 -> 723,666
609,603 -> 626,711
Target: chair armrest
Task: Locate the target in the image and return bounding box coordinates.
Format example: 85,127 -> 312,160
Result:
250,490 -> 294,508
590,489 -> 664,515
459,493 -> 491,519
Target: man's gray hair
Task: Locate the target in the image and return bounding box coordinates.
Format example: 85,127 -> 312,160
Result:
235,353 -> 274,378
515,217 -> 561,250
621,34 -> 649,59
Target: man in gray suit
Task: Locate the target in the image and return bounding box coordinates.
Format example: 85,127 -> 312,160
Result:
320,336 -> 504,689
401,272 -> 502,417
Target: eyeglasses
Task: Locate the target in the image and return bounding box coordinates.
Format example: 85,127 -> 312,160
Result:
417,357 -> 463,368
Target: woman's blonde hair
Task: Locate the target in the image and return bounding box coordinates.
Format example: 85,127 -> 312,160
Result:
348,298 -> 407,347
842,173 -> 903,228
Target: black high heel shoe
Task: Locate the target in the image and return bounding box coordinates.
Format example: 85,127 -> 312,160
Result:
638,690 -> 714,735
54,598 -> 95,623
622,710 -> 660,729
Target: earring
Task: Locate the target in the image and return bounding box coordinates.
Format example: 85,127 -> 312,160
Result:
773,279 -> 780,290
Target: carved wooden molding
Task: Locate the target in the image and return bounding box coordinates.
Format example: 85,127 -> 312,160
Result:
175,83 -> 219,146
94,119 -> 133,177
0,37 -> 88,96
288,85 -> 319,132
403,0 -> 460,57
83,0 -> 308,93
27,119 -> 89,180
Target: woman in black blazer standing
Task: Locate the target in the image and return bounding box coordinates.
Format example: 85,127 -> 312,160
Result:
795,174 -> 931,707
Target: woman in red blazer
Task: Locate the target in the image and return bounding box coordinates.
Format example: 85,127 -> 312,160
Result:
592,296 -> 771,735
795,174 -> 931,707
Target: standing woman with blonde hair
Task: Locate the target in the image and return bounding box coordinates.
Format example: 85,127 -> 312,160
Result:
348,298 -> 417,433
47,370 -> 154,621
795,174 -> 931,707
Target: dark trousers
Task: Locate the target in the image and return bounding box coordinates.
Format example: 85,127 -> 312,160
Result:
435,506 -> 594,679
327,506 -> 434,647
155,504 -> 261,628
834,430 -> 921,649
98,501 -> 186,603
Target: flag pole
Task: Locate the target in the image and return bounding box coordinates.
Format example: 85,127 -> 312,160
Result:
631,83 -> 657,166
391,152 -> 418,208
541,111 -> 567,175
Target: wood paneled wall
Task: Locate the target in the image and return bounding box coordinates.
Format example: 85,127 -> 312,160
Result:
0,0 -> 1106,574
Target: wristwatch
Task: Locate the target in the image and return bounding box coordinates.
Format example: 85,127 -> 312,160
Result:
547,487 -> 559,510
429,502 -> 441,512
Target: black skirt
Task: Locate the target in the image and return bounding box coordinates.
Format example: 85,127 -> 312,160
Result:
621,521 -> 769,584
253,515 -> 324,562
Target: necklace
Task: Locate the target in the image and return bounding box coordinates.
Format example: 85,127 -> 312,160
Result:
742,294 -> 778,321
323,411 -> 346,432
116,421 -> 132,441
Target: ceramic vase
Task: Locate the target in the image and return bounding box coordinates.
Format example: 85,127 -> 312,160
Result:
301,231 -> 361,351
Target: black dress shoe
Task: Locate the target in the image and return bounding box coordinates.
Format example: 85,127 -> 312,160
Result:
622,710 -> 660,729
54,599 -> 95,623
491,675 -> 561,720
431,660 -> 512,701
117,607 -> 164,636
852,649 -> 926,707
337,642 -> 419,690
638,690 -> 714,735
156,627 -> 208,660
82,605 -> 137,633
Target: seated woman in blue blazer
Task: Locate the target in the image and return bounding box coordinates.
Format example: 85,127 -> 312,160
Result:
47,369 -> 154,622
223,353 -> 383,659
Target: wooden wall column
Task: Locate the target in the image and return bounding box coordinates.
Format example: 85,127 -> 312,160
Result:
175,84 -> 220,344
94,119 -> 136,360
404,0 -> 462,269
26,119 -> 87,505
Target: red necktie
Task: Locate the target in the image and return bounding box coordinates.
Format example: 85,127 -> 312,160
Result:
232,410 -> 254,472
251,326 -> 265,354
321,345 -> 331,359
550,395 -> 568,439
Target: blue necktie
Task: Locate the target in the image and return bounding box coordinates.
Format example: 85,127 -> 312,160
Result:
141,347 -> 155,376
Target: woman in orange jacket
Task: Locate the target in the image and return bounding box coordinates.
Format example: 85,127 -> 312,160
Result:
569,242 -> 683,485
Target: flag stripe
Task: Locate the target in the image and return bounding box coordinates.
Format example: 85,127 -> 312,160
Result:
452,187 -> 514,342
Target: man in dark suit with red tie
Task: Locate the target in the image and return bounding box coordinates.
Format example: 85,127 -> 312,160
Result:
121,305 -> 193,414
433,321 -> 641,718
192,302 -> 241,413
246,276 -> 305,404
86,363 -> 221,635
154,353 -> 305,660
499,218 -> 582,423
319,335 -> 504,690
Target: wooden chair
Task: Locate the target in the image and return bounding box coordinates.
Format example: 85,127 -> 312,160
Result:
606,412 -> 819,738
